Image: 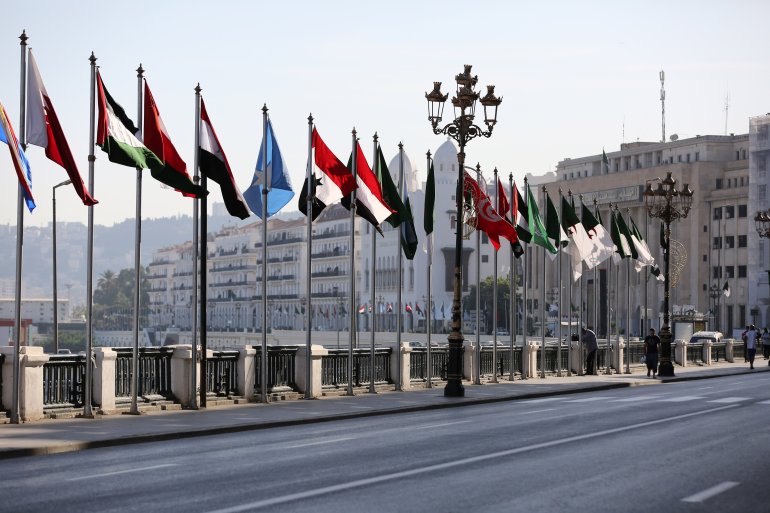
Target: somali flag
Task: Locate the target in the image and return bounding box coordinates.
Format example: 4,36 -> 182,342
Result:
244,118 -> 294,219
0,101 -> 35,212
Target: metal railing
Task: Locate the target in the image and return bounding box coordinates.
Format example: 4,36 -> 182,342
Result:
479,346 -> 524,377
733,340 -> 746,361
711,342 -> 726,362
207,350 -> 239,397
114,348 -> 173,401
321,348 -> 392,388
43,354 -> 86,409
686,343 -> 704,365
535,344 -> 570,374
626,340 -> 646,365
255,346 -> 298,393
410,347 -> 449,381
0,353 -> 4,411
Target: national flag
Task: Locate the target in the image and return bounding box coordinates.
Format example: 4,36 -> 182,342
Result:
616,211 -> 639,261
244,118 -> 294,219
198,98 -> 250,219
650,264 -> 664,282
610,210 -> 633,262
405,303 -> 413,313
26,50 -> 96,206
358,304 -> 366,314
373,145 -> 407,228
440,303 -> 446,319
629,217 -> 655,271
545,192 -> 568,258
580,200 -> 615,268
602,148 -> 610,174
416,303 -> 423,316
96,71 -> 164,174
562,196 -> 594,281
722,281 -> 731,298
513,182 -> 531,244
526,183 -> 556,254
387,303 -> 393,313
424,158 -> 435,236
298,128 -> 357,221
142,80 -> 204,198
463,171 -> 518,251
0,101 -> 35,212
400,173 -> 419,259
342,142 -> 394,232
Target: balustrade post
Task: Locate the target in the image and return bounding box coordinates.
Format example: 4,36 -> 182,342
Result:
703,340 -> 713,365
296,345 -> 327,398
236,345 -> 256,399
674,339 -> 686,367
725,338 -> 735,362
569,339 -> 582,375
522,340 -> 538,379
613,336 -> 624,373
462,340 -> 474,381
1,346 -> 48,422
170,345 -> 198,408
399,343 -> 412,391
93,348 -> 117,412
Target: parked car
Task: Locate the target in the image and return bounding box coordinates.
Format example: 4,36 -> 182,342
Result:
495,329 -> 509,336
689,331 -> 723,344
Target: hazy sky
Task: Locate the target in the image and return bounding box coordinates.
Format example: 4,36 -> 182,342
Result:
1,0 -> 768,228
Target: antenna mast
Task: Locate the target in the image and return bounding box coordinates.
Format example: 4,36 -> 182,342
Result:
660,70 -> 666,143
724,91 -> 730,135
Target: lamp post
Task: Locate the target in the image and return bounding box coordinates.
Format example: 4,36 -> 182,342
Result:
756,211 -> 770,309
236,302 -> 242,332
52,179 -> 71,354
644,171 -> 693,377
709,283 -> 722,331
425,65 -> 501,397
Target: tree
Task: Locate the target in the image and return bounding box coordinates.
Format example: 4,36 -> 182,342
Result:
93,266 -> 150,330
463,276 -> 513,335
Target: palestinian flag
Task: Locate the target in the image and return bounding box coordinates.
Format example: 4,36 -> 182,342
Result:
198,98 -> 250,219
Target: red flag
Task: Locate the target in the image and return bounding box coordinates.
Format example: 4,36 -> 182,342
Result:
464,171 -> 518,251
497,177 -> 510,218
26,50 -> 96,206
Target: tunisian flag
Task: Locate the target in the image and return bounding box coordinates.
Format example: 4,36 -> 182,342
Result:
26,50 -> 97,206
463,171 -> 518,251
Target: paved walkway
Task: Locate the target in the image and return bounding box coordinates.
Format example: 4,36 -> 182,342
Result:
1,360 -> 767,460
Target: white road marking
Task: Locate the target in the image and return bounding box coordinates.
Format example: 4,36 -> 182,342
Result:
564,397 -> 614,403
707,397 -> 750,404
521,409 -> 555,414
520,397 -> 563,404
284,436 -> 355,449
659,396 -> 704,402
67,464 -> 177,481
412,421 -> 471,430
611,395 -> 663,402
203,405 -> 739,513
756,400 -> 770,404
681,481 -> 739,503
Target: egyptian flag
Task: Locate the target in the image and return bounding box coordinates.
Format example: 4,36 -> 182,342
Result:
198,98 -> 250,219
298,127 -> 356,221
342,141 -> 394,233
26,50 -> 96,206
143,81 -> 204,198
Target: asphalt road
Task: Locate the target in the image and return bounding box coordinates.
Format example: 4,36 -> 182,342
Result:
1,374 -> 768,513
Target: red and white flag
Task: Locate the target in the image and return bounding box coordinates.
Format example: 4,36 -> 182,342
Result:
464,171 -> 518,251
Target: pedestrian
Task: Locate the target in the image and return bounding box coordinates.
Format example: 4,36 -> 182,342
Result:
581,327 -> 598,375
643,328 -> 661,378
762,328 -> 770,362
746,324 -> 758,370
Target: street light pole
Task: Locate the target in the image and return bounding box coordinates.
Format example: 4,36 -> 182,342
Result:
644,172 -> 693,377
425,65 -> 501,397
52,179 -> 71,354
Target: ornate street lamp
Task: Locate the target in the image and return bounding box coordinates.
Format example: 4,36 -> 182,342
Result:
709,283 -> 722,331
643,171 -> 693,377
425,65 -> 501,397
755,210 -> 770,239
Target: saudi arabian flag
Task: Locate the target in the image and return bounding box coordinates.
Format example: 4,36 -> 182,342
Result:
424,158 -> 435,236
526,183 -> 556,254
400,178 -> 418,260
96,71 -> 162,172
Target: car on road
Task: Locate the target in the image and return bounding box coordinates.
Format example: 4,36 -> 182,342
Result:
689,331 -> 723,345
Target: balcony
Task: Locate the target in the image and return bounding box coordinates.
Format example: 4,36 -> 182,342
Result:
267,274 -> 296,281
211,280 -> 250,288
312,250 -> 347,259
210,264 -> 256,273
268,236 -> 304,246
315,230 -> 350,240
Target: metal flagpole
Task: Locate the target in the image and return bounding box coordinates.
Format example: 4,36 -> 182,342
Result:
129,64 -> 145,415
304,114 -> 314,399
426,151 -> 433,389
508,173 -> 516,381
474,164 -> 481,385
598,199 -> 611,375
567,235 -> 574,377
491,168 -> 499,383
579,257 -> 585,375
260,104 -> 269,404
11,31 -> 29,424
190,84 -> 201,410
199,114 -> 209,408
396,143 -> 405,391
540,185 -> 547,379
369,134 -> 378,394
556,188 -> 563,377
347,129 -> 358,396
625,208 -> 632,374
82,51 -> 98,418
522,177 -> 529,380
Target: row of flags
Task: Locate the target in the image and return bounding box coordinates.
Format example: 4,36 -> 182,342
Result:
356,301 -> 447,318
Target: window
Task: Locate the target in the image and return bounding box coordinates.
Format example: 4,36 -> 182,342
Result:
725,266 -> 735,279
738,265 -> 747,278
482,255 -> 489,263
703,225 -> 708,233
736,150 -> 740,160
725,236 -> 735,249
695,152 -> 700,161
725,205 -> 735,219
677,155 -> 682,163
714,178 -> 723,189
738,205 -> 747,218
713,266 -> 723,279
450,216 -> 456,230
738,235 -> 747,248
686,153 -> 691,163
712,237 -> 722,249
760,185 -> 767,202
482,233 -> 489,244
564,174 -> 568,180
713,207 -> 722,219
703,254 -> 707,262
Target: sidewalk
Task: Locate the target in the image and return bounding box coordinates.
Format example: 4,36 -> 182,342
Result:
0,361 -> 766,460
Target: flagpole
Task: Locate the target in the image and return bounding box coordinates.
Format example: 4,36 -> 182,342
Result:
257,104 -> 269,403
190,84 -> 201,410
597,198 -> 611,375
491,168 -> 499,383
579,256 -> 585,374
556,188 -> 563,377
199,107 -> 209,409
396,143 -> 404,391
11,30 -> 29,424
508,173 -> 516,381
347,129 -> 357,397
522,177 -> 529,380
474,164 -> 481,385
304,114 -> 314,399
540,185 -> 547,379
369,134 -> 378,394
625,207 -> 632,374
426,151 -> 433,388
128,64 -> 145,415
644,208 -> 649,334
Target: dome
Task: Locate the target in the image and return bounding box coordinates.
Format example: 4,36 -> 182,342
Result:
433,137 -> 458,174
387,150 -> 419,193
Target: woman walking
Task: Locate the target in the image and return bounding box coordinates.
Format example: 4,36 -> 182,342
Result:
644,328 -> 660,378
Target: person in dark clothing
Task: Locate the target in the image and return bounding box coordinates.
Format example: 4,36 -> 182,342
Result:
644,328 -> 661,378
581,327 -> 598,375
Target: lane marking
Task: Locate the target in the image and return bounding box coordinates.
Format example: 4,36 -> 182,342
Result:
611,395 -> 663,402
284,436 -> 355,449
564,397 -> 614,403
521,409 -> 555,414
756,400 -> 770,405
67,464 -> 177,482
659,396 -> 704,402
707,397 -> 750,404
203,404 -> 739,513
520,398 -> 563,404
681,481 -> 739,503
412,421 -> 471,430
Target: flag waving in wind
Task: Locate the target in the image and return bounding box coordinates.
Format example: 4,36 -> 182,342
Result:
0,101 -> 34,212
400,171 -> 419,259
562,196 -> 594,280
342,141 -> 394,232
198,98 -> 250,219
26,50 -> 96,206
244,118 -> 294,219
463,171 -> 518,251
374,145 -> 407,229
526,183 -> 556,254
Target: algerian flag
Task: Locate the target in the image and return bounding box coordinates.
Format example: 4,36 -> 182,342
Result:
545,191 -> 567,260
581,200 -> 614,268
96,71 -> 163,173
723,281 -> 731,298
610,210 -> 631,263
602,148 -> 609,174
526,183 -> 556,254
629,217 -> 655,272
562,196 -> 594,281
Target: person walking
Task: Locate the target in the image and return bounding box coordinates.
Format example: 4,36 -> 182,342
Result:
746,324 -> 758,370
644,328 -> 661,378
762,328 -> 770,363
581,327 -> 598,375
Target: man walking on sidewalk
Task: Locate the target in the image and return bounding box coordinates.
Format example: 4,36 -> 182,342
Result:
746,324 -> 758,370
582,327 -> 598,375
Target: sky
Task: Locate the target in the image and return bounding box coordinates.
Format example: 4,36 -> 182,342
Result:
1,0 -> 769,228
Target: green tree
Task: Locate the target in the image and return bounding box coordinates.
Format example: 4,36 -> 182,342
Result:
93,266 -> 150,330
463,276 -> 514,335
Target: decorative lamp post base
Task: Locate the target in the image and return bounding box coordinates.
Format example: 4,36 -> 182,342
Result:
657,326 -> 676,377
444,333 -> 466,397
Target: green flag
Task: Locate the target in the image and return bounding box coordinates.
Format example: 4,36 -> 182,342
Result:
424,159 -> 435,235
526,183 -> 556,254
616,211 -> 638,260
602,148 -> 609,174
401,180 -> 418,259
610,210 -> 630,259
375,145 -> 408,228
546,192 -> 567,251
